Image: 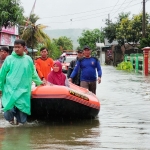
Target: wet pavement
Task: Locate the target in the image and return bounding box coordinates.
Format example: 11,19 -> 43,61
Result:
0,65 -> 150,150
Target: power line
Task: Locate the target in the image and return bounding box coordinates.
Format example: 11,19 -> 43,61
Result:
72,2 -> 141,22
71,1 -> 139,21
41,1 -> 141,24
67,5 -> 131,21
137,1 -> 143,13
111,0 -> 127,17
109,0 -> 120,14
39,0 -> 140,20
124,0 -> 135,9
121,0 -> 142,13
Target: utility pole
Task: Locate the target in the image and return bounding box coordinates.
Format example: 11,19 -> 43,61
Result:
142,0 -> 146,38
108,14 -> 110,25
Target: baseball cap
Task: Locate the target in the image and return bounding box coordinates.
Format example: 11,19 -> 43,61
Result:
83,45 -> 90,50
77,49 -> 83,53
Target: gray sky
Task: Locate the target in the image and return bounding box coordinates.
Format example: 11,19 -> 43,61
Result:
20,0 -> 150,30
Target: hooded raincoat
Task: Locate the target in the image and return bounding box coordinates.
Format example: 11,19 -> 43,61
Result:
0,51 -> 42,115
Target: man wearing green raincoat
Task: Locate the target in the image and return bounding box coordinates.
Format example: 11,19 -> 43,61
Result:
0,39 -> 43,125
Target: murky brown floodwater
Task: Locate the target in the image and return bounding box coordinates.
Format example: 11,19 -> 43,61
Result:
1,65 -> 150,150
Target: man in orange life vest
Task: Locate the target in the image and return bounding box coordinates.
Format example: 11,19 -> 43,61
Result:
35,47 -> 54,83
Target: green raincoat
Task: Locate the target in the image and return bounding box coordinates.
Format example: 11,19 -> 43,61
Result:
0,51 -> 42,115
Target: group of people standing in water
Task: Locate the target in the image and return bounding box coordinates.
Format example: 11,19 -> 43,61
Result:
0,39 -> 102,125
34,45 -> 102,94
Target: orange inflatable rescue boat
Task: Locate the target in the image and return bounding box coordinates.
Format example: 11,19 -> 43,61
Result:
31,82 -> 100,119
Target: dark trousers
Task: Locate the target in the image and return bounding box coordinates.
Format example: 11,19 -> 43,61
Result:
4,107 -> 27,124
80,81 -> 96,94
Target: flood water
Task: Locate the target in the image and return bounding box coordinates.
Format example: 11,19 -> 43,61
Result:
0,66 -> 150,150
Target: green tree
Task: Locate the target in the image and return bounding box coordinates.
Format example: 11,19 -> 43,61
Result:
0,0 -> 24,30
77,29 -> 103,50
103,21 -> 117,43
104,12 -> 150,49
57,36 -> 73,50
49,40 -> 62,59
116,13 -> 143,49
139,14 -> 150,48
36,38 -> 61,60
116,16 -> 131,47
103,12 -> 130,45
21,14 -> 50,49
139,35 -> 150,48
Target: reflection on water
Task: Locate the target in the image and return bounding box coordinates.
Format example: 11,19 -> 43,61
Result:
99,66 -> 150,149
0,119 -> 100,150
29,119 -> 100,149
0,127 -> 31,150
1,66 -> 150,149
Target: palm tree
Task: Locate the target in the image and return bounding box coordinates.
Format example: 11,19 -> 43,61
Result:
21,14 -> 50,49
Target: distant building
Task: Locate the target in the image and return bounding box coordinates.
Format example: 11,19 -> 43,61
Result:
0,26 -> 19,53
96,42 -> 112,65
104,39 -> 118,46
104,39 -> 142,66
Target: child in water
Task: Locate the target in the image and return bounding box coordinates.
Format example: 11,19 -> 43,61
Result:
47,61 -> 69,87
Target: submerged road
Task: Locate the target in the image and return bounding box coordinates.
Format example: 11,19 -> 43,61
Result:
0,65 -> 150,150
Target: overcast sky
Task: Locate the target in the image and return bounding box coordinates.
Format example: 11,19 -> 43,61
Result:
20,0 -> 150,30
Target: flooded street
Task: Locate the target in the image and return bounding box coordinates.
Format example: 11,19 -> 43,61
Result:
1,65 -> 150,150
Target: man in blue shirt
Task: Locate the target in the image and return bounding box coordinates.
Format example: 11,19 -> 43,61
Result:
69,46 -> 102,94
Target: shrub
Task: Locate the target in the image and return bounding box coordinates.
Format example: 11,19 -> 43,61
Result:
116,61 -> 133,71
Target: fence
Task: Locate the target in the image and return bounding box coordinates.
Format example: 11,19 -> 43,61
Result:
124,53 -> 144,74
123,47 -> 150,76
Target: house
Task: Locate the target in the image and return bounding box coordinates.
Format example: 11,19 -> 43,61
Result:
96,41 -> 113,65
104,39 -> 142,66
0,26 -> 19,53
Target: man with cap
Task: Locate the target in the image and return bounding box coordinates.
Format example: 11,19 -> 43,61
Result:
69,46 -> 102,94
0,46 -> 9,68
67,49 -> 83,86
